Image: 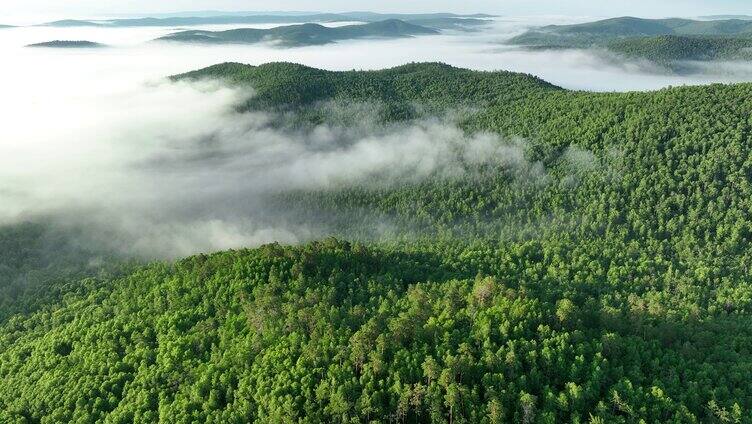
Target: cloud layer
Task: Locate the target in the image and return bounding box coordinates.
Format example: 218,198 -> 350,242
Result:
1,17 -> 750,258
0,72 -> 535,257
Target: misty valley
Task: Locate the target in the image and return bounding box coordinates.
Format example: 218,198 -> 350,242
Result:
1,7 -> 752,424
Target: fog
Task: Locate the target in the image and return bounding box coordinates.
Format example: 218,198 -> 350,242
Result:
0,68 -> 534,257
2,17 -> 752,258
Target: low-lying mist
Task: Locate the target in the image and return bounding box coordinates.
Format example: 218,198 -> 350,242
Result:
1,15 -> 751,263
1,73 -> 541,258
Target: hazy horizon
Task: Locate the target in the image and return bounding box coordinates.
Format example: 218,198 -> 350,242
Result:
3,0 -> 752,25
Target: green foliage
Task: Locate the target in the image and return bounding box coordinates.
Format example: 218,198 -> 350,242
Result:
608,35 -> 752,65
1,240 -> 750,422
3,62 -> 752,422
174,61 -> 557,114
0,222 -> 133,323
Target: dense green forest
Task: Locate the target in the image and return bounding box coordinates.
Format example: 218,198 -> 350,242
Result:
508,17 -> 752,70
157,20 -> 438,47
2,62 -> 752,422
0,221 -> 132,323
607,35 -> 752,64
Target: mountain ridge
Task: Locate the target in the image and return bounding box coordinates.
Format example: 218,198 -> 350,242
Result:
509,16 -> 752,48
157,20 -> 441,47
41,12 -> 494,28
26,40 -> 105,48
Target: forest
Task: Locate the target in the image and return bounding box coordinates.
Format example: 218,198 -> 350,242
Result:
508,17 -> 752,48
1,62 -> 752,422
607,35 -> 752,64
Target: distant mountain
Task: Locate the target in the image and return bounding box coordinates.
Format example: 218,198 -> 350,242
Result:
0,25 -> 14,28
43,19 -> 103,27
157,19 -> 439,47
700,15 -> 752,21
509,17 -> 752,48
507,17 -> 752,72
42,14 -> 346,27
41,12 -> 493,28
26,40 -> 105,48
407,17 -> 492,31
128,10 -> 318,18
338,12 -> 496,21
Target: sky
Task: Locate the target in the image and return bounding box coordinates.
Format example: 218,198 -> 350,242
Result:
3,0 -> 752,23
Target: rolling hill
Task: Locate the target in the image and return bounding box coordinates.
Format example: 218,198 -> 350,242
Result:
2,62 -> 752,423
157,20 -> 440,47
701,15 -> 752,21
405,17 -> 491,31
135,10 -> 319,18
508,16 -> 752,48
42,14 -> 348,27
41,12 -> 493,28
26,40 -> 105,48
41,19 -> 101,27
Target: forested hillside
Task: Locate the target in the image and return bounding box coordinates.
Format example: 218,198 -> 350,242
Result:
508,17 -> 752,70
2,62 -> 752,423
607,35 -> 752,64
508,17 -> 752,48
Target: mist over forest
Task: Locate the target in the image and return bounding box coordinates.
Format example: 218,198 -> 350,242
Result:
4,14 -> 752,258
2,9 -> 752,423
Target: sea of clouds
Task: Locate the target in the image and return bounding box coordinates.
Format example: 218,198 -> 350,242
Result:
1,16 -> 751,257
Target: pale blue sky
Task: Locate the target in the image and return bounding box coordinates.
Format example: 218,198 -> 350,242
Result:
4,0 -> 752,22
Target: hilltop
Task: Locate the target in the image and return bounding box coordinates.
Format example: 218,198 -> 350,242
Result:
26,40 -> 105,48
173,62 -> 558,110
157,20 -> 439,47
